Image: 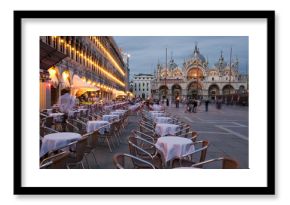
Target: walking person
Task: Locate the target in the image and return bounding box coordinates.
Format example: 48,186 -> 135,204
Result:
166,98 -> 169,107
175,97 -> 180,108
193,99 -> 197,113
205,99 -> 210,112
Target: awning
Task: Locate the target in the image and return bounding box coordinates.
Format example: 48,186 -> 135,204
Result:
71,75 -> 100,96
40,41 -> 67,70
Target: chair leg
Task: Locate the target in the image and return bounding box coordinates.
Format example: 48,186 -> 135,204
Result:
105,137 -> 113,152
84,153 -> 91,169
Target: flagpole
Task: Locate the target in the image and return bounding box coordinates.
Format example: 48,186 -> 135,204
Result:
229,47 -> 232,86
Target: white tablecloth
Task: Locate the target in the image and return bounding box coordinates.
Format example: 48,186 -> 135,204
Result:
155,136 -> 195,162
102,114 -> 119,122
155,123 -> 180,137
49,113 -> 64,122
150,104 -> 164,111
86,120 -> 110,134
128,103 -> 141,111
68,110 -> 79,118
115,109 -> 127,113
154,117 -> 173,124
40,132 -> 81,157
110,111 -> 124,117
150,112 -> 166,119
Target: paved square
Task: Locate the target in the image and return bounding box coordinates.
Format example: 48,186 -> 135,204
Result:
91,102 -> 248,169
164,102 -> 248,168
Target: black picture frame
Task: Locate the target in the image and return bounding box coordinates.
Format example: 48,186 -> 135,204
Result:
14,10 -> 275,195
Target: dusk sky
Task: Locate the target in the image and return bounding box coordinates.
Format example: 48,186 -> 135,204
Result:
114,36 -> 248,79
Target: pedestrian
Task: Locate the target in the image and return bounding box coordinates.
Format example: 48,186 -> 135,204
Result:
166,98 -> 169,106
205,99 -> 209,112
193,99 -> 197,113
175,97 -> 180,108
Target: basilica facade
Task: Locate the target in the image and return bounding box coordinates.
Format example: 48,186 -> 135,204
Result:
151,45 -> 248,103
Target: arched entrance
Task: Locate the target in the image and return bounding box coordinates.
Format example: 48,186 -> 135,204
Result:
222,84 -> 235,95
238,85 -> 246,94
159,85 -> 169,100
187,67 -> 204,81
187,81 -> 202,99
208,84 -> 220,100
172,84 -> 182,100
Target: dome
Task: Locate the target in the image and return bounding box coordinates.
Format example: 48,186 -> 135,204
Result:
192,44 -> 206,63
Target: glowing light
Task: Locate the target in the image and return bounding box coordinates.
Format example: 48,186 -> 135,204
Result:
93,37 -> 125,76
62,72 -> 69,81
48,67 -> 56,77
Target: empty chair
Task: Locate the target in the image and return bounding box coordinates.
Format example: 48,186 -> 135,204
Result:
40,151 -> 70,169
98,122 -> 117,152
171,140 -> 209,168
66,119 -> 87,134
191,157 -> 239,169
82,131 -> 100,168
128,135 -> 163,169
66,136 -> 89,169
43,116 -> 54,128
113,153 -> 155,169
40,126 -> 58,138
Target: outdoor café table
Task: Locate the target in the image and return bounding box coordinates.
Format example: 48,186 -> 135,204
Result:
49,112 -> 64,122
154,116 -> 173,124
110,111 -> 124,117
86,120 -> 110,134
42,109 -> 53,115
150,104 -> 164,111
149,112 -> 166,119
115,109 -> 127,113
155,123 -> 180,137
40,132 -> 81,157
68,110 -> 79,118
155,136 -> 195,162
102,114 -> 119,122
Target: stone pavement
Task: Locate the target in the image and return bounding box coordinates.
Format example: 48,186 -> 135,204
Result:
86,102 -> 248,169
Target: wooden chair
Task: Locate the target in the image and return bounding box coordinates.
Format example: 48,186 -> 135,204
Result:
113,153 -> 155,169
191,157 -> 239,169
40,151 -> 69,169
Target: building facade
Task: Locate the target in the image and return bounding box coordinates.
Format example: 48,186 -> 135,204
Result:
132,74 -> 154,99
151,45 -> 248,104
40,36 -> 128,109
